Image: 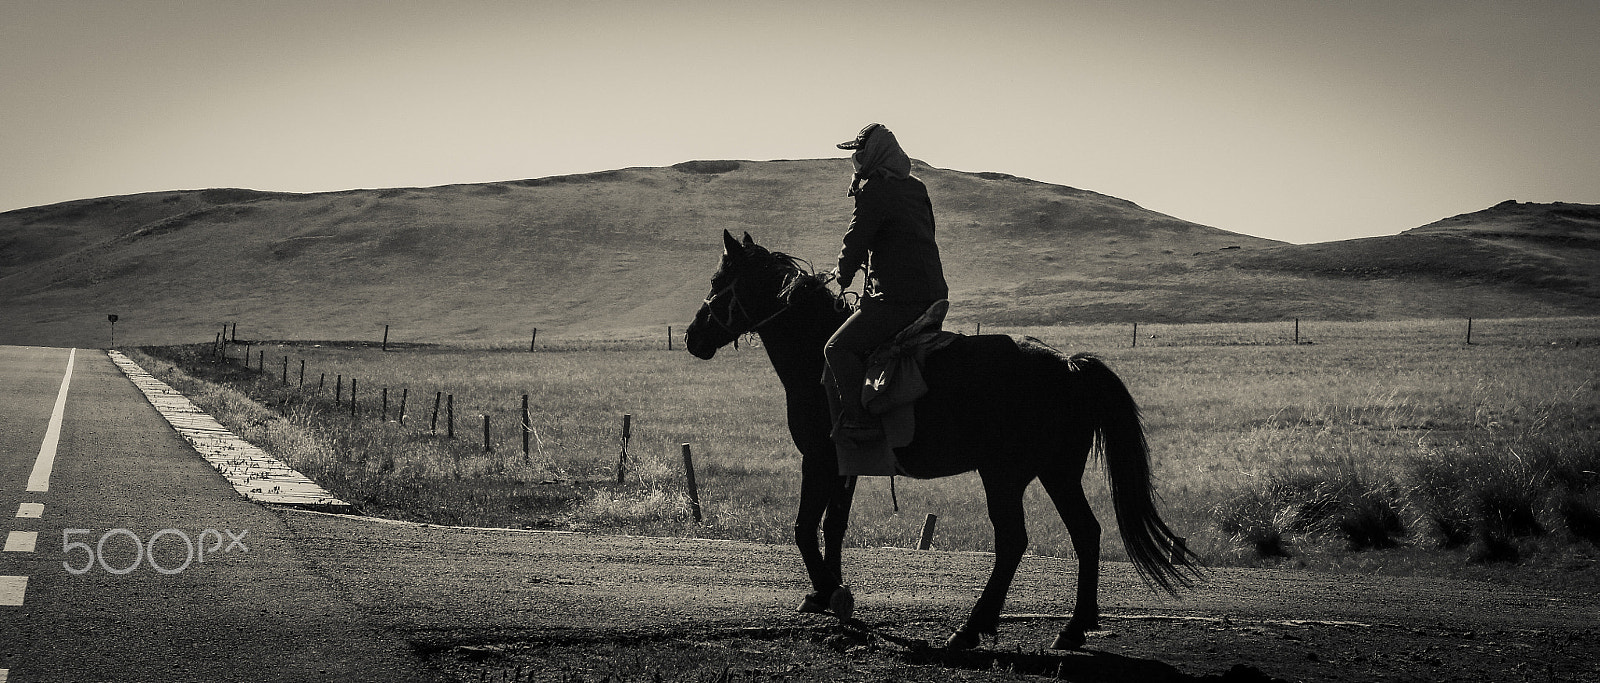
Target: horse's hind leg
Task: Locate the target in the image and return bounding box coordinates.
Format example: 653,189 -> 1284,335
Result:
947,469 -> 1031,650
1039,471 -> 1101,650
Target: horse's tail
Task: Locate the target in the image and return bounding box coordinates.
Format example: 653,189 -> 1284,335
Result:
1069,353 -> 1203,594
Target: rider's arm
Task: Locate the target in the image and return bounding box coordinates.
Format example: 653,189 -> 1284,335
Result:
836,181 -> 888,288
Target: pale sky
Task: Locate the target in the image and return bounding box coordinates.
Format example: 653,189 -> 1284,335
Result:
3,0 -> 1596,244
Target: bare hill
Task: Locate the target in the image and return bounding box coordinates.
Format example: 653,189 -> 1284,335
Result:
1,161 -> 1595,347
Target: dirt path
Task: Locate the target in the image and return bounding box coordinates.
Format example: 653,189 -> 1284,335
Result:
279,509 -> 1598,682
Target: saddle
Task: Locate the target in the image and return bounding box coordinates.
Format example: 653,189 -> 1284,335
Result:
830,300 -> 959,476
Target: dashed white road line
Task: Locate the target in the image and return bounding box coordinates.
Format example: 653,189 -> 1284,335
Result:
26,348 -> 76,493
14,503 -> 43,519
2,532 -> 37,553
0,576 -> 26,606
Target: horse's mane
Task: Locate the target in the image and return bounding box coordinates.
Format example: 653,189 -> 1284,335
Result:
745,244 -> 846,310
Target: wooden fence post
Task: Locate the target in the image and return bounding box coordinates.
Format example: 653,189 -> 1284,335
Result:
522,395 -> 531,460
298,359 -> 306,388
399,388 -> 408,425
681,443 -> 702,522
350,378 -> 357,417
1467,317 -> 1474,345
483,414 -> 492,452
918,513 -> 939,550
1294,318 -> 1300,344
1132,322 -> 1138,348
430,392 -> 441,434
446,394 -> 455,439
616,414 -> 632,484
382,324 -> 389,352
336,375 -> 343,405
281,356 -> 288,384
530,328 -> 538,352
381,387 -> 389,421
667,326 -> 673,351
318,373 -> 325,395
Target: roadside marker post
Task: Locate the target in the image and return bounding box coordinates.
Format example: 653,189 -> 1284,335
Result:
918,514 -> 938,550
681,443 -> 703,522
616,414 -> 632,484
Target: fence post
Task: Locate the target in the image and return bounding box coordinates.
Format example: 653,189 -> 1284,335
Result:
681,443 -> 702,522
350,378 -> 357,417
976,322 -> 982,336
382,324 -> 389,352
522,395 -> 531,458
231,322 -> 237,342
667,326 -> 673,351
1132,322 -> 1138,348
616,414 -> 632,484
1466,317 -> 1474,345
918,513 -> 939,550
1294,318 -> 1300,345
399,388 -> 408,425
299,359 -> 306,388
281,356 -> 289,384
530,328 -> 538,352
318,373 -> 325,395
431,392 -> 441,434
336,375 -> 343,405
446,394 -> 455,439
483,414 -> 492,452
381,387 -> 389,421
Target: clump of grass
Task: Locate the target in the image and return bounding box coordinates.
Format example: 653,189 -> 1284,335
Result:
1214,487 -> 1293,559
1215,456 -> 1407,560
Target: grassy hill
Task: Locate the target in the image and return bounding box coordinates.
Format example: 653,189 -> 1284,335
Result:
2,160 -> 1596,347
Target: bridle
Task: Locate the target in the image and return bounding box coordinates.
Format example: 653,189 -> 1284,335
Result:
698,254 -> 858,336
700,277 -> 792,335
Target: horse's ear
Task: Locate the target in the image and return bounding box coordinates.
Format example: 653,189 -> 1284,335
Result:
723,230 -> 743,256
741,232 -> 755,248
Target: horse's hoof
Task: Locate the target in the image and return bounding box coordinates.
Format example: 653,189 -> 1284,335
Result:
829,585 -> 855,621
1050,630 -> 1086,650
945,629 -> 982,650
797,591 -> 830,614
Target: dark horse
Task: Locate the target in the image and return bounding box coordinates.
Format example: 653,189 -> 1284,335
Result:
685,231 -> 1199,650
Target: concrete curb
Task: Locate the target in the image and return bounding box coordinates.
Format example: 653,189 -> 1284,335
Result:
106,350 -> 349,509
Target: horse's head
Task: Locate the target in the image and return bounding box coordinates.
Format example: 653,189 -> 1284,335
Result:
685,230 -> 809,360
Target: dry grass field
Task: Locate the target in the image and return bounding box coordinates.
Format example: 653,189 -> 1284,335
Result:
131,315 -> 1600,592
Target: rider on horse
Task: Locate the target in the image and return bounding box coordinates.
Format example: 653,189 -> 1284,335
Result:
826,123 -> 950,441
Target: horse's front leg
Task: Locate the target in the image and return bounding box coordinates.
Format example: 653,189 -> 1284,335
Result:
794,471 -> 835,612
821,475 -> 858,618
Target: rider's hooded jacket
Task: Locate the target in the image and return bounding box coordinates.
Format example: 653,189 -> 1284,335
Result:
836,124 -> 949,306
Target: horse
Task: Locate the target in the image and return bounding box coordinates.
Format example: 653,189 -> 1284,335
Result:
684,231 -> 1200,650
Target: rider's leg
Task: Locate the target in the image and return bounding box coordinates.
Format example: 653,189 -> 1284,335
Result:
824,301 -> 923,426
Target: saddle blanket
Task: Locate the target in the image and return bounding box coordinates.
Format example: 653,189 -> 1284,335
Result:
831,301 -> 958,476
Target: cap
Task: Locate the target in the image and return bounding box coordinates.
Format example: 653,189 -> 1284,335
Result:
836,123 -> 883,150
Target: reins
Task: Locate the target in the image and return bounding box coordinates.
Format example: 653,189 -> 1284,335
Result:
700,252 -> 857,335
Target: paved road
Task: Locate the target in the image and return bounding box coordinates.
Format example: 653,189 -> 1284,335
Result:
0,346 -> 435,682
